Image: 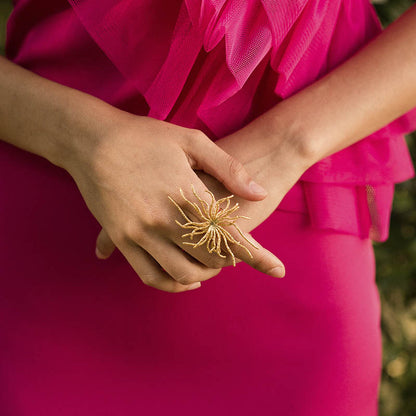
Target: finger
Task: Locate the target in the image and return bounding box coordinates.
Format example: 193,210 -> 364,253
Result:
174,196 -> 285,277
171,215 -> 245,269
119,240 -> 203,293
139,233 -> 223,285
95,228 -> 116,259
173,215 -> 275,273
222,229 -> 286,278
178,237 -> 244,269
184,132 -> 267,201
167,183 -> 245,269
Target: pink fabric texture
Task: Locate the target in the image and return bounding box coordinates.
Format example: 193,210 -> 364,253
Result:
66,0 -> 416,242
0,145 -> 382,414
6,0 -> 416,241
1,1 -> 411,414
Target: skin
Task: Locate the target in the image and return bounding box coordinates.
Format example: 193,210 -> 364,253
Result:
0,56 -> 286,294
2,4 -> 416,292
97,4 -> 416,274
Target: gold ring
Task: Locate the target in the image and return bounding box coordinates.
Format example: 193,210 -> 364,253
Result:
168,184 -> 259,266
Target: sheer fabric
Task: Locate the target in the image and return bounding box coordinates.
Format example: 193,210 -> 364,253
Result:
5,0 -> 416,241
0,2 -> 409,413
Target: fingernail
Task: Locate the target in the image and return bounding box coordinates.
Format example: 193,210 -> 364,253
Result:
95,247 -> 106,259
187,282 -> 201,290
249,181 -> 267,195
268,266 -> 285,278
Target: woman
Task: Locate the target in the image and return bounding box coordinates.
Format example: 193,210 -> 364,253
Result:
1,0 -> 415,414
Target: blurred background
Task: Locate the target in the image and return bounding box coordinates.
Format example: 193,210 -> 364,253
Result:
0,0 -> 415,414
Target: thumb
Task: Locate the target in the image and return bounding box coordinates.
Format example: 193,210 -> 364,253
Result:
95,228 -> 116,259
185,132 -> 268,201
229,231 -> 286,278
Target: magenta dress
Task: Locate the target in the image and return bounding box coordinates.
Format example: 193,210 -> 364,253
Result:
2,1 -> 416,414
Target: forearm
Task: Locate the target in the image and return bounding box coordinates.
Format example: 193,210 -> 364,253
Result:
250,4 -> 416,167
0,55 -> 114,169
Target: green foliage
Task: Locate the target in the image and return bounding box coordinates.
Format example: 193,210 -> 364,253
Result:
375,134 -> 416,416
373,0 -> 416,26
371,1 -> 416,415
0,0 -> 12,56
0,0 -> 416,414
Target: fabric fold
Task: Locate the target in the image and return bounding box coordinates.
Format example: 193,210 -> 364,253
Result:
279,181 -> 395,242
64,0 -> 416,241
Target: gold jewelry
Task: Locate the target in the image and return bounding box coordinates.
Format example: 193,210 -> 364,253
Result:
168,184 -> 259,266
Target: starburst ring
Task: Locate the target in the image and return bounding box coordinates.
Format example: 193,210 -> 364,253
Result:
168,184 -> 259,267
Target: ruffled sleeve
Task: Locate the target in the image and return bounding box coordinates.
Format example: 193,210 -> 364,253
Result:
65,0 -> 416,241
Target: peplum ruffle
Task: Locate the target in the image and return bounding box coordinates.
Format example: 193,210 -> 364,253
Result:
65,0 -> 416,240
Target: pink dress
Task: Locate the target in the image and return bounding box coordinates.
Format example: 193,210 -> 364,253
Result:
1,0 -> 415,414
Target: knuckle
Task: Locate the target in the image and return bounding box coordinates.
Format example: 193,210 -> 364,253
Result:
125,223 -> 146,245
250,249 -> 269,271
175,271 -> 198,286
223,257 -> 237,267
110,228 -> 130,247
140,210 -> 169,232
205,256 -> 226,269
192,128 -> 208,143
208,267 -> 222,278
182,128 -> 206,149
226,154 -> 244,178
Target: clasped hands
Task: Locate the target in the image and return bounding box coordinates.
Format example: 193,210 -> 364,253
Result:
66,109 -> 310,293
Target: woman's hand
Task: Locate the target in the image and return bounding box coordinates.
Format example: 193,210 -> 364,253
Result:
207,123 -> 312,224
0,56 -> 285,292
93,110 -> 314,284
191,121 -> 313,244
180,115 -> 314,268
64,109 -> 287,293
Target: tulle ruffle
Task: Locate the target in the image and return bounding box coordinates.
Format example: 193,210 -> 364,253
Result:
65,0 -> 415,240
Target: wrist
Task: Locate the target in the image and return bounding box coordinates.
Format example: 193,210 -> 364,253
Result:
214,112 -> 314,200
261,99 -> 326,166
243,106 -> 318,182
49,92 -> 123,173
0,56 -> 125,174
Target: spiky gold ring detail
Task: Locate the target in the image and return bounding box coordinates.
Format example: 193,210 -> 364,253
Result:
168,184 -> 259,266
